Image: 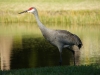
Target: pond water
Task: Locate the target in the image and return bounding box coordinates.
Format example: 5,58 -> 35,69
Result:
0,23 -> 100,70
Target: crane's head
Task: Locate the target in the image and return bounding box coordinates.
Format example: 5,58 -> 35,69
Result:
19,7 -> 36,14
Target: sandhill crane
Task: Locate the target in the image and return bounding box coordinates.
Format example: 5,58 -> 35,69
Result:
19,7 -> 82,66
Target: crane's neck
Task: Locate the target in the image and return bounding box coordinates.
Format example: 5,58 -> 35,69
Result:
33,10 -> 47,33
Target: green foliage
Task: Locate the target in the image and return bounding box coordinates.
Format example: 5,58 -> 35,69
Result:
1,65 -> 100,75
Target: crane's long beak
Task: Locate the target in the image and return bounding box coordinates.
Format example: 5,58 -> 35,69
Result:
18,10 -> 28,14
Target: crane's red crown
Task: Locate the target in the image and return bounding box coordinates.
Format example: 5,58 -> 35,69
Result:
28,7 -> 34,10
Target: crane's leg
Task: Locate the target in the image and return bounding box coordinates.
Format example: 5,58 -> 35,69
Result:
67,49 -> 76,65
72,51 -> 75,66
59,52 -> 62,66
58,46 -> 63,66
72,45 -> 80,66
67,45 -> 80,66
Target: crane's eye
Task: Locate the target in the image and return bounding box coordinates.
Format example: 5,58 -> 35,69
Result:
28,7 -> 34,10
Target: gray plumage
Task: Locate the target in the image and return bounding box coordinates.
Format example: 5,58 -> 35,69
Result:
19,7 -> 82,66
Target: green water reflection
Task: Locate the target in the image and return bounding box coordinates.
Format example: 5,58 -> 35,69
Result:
11,36 -> 72,69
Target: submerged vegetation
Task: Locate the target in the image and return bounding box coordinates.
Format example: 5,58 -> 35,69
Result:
1,65 -> 100,75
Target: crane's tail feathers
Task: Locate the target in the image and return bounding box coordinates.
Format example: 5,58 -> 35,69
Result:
78,44 -> 82,49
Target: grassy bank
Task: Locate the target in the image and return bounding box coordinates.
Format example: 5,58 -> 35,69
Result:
1,65 -> 100,75
0,0 -> 100,25
0,10 -> 100,25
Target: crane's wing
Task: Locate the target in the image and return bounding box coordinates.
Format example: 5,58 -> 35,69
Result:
56,30 -> 82,49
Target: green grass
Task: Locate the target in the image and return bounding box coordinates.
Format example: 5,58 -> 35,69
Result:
1,65 -> 100,75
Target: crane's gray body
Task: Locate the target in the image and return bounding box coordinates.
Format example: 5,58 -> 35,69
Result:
33,8 -> 82,52
19,7 -> 82,65
42,28 -> 82,52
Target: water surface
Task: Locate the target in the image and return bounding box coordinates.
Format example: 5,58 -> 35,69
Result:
0,23 -> 100,70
